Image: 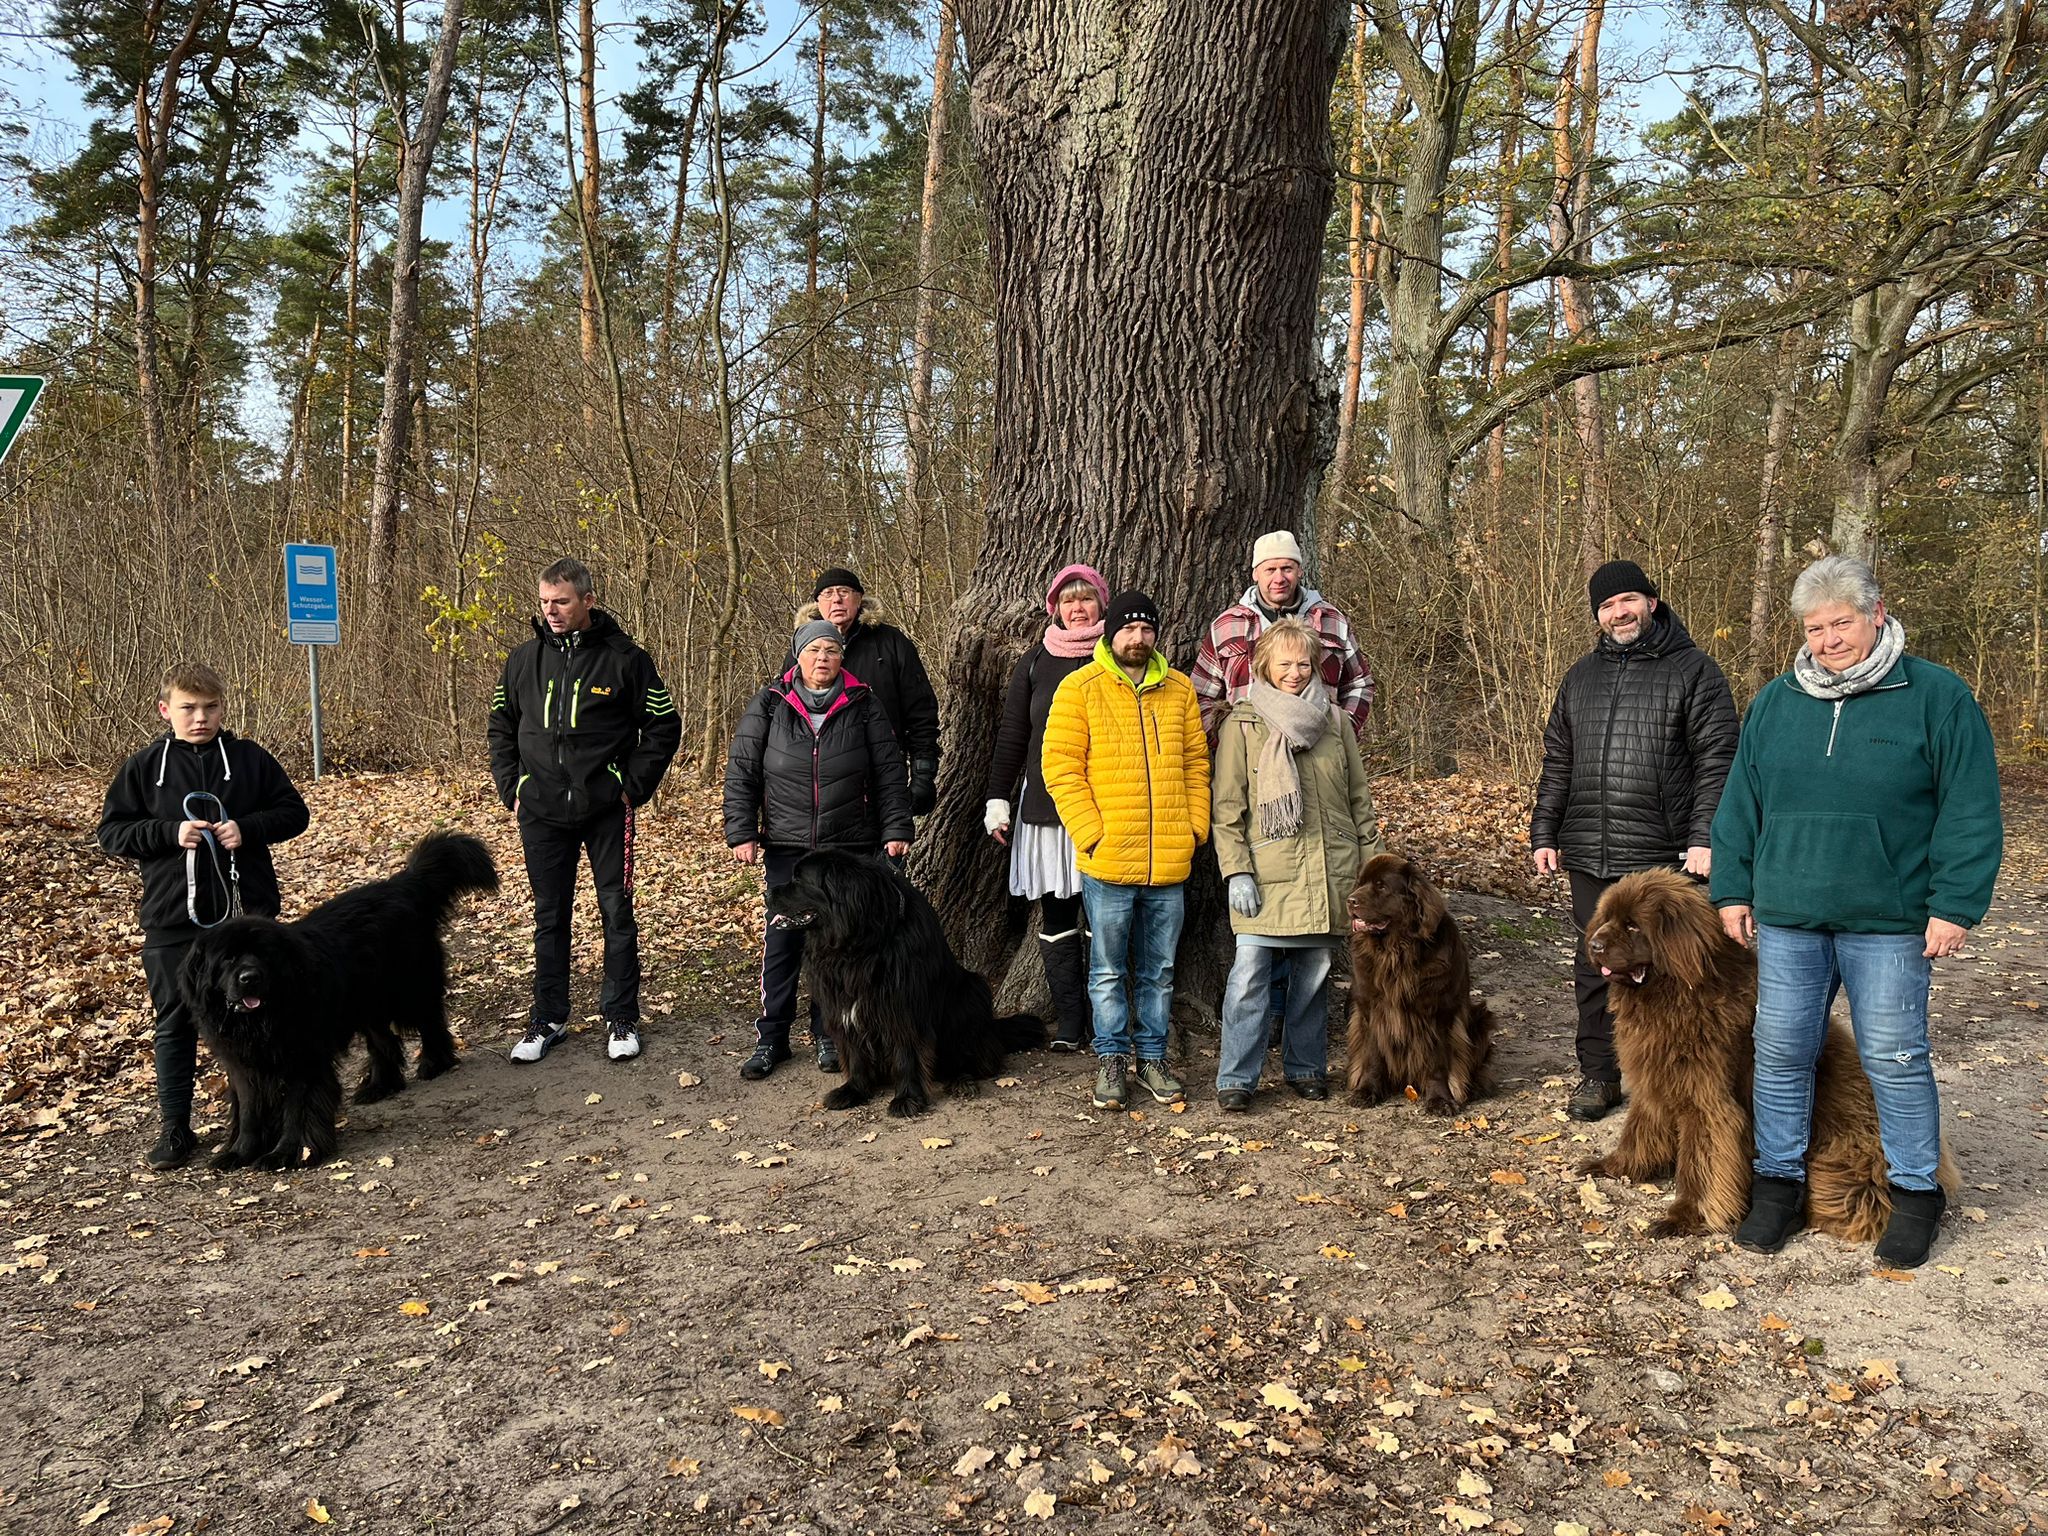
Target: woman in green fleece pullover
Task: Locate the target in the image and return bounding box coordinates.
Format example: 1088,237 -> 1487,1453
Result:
1711,556 -> 2002,1269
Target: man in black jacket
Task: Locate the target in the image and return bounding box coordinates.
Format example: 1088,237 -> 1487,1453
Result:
489,560 -> 681,1066
784,567 -> 941,815
1530,560 -> 1740,1120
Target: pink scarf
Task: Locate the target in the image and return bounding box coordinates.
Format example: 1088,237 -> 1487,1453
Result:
1043,561 -> 1109,657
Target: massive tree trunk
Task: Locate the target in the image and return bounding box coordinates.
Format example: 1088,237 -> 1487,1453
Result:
930,0 -> 1346,1008
366,0 -> 467,591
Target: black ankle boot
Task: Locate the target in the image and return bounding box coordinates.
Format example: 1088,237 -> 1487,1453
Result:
1736,1175 -> 1807,1254
147,1120 -> 197,1170
1874,1185 -> 1947,1269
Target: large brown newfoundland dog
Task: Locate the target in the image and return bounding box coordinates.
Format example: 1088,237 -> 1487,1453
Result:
1345,853 -> 1494,1114
1578,869 -> 1958,1240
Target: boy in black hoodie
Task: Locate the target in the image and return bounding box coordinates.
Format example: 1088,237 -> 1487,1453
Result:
98,663 -> 309,1168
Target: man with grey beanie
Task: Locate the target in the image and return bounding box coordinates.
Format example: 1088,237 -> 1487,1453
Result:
1530,559 -> 1740,1120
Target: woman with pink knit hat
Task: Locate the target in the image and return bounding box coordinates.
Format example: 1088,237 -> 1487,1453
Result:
985,562 -> 1110,1050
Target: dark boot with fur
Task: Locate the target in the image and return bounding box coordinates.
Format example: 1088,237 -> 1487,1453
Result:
1873,1185 -> 1946,1269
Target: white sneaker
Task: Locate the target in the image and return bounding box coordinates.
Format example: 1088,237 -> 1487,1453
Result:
510,1022 -> 567,1063
606,1022 -> 642,1061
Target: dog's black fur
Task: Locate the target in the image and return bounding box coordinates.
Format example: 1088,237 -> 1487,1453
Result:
180,831 -> 498,1169
766,850 -> 1044,1117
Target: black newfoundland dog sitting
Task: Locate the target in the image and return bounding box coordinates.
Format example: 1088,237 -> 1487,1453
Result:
181,831 -> 498,1169
765,850 -> 1043,1117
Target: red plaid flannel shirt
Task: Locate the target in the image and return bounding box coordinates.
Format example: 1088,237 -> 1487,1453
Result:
1190,595 -> 1375,743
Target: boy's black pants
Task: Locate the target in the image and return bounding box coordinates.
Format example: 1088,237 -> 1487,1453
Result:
521,802 -> 640,1027
142,940 -> 196,1127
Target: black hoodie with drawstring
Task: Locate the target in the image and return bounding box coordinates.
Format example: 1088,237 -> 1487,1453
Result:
97,730 -> 310,945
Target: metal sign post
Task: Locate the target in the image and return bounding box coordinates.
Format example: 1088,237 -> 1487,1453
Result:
0,376 -> 46,466
283,543 -> 340,779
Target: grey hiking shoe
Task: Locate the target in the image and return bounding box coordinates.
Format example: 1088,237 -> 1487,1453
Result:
1567,1077 -> 1624,1121
1092,1055 -> 1130,1110
1135,1059 -> 1185,1105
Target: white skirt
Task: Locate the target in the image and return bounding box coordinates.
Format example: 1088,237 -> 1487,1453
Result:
1009,818 -> 1082,900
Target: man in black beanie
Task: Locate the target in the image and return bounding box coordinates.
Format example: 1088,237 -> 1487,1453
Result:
1529,559 -> 1740,1119
783,567 -> 942,817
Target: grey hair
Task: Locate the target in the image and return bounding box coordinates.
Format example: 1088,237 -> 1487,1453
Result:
1054,576 -> 1102,607
1789,555 -> 1881,621
539,557 -> 593,597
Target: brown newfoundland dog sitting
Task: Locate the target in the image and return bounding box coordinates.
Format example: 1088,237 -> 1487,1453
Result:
1578,869 -> 1958,1240
1345,853 -> 1494,1114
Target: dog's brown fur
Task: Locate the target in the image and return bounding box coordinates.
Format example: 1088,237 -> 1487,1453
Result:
1345,853 -> 1494,1114
1579,869 -> 1958,1241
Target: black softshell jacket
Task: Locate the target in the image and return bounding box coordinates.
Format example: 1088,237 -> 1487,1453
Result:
489,611 -> 683,827
97,731 -> 309,943
722,674 -> 915,853
1529,607 -> 1740,879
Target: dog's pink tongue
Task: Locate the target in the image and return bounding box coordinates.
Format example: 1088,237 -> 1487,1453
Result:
240,996 -> 262,1010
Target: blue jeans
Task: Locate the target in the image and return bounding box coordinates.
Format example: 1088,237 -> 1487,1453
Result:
1753,924 -> 1941,1190
1218,943 -> 1333,1091
1080,876 -> 1184,1061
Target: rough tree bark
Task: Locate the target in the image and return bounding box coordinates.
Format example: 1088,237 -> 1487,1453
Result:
929,0 -> 1347,1010
366,0 -> 467,591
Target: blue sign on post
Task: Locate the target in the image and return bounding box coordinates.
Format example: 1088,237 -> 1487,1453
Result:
284,543 -> 338,780
284,543 -> 339,644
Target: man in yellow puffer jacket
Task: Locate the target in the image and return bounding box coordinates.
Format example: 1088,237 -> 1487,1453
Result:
1041,590 -> 1211,1111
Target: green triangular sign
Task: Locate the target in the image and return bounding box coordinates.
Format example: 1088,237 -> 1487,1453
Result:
0,376 -> 46,466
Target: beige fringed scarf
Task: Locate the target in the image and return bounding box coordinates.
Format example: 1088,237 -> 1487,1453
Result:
1247,677 -> 1336,839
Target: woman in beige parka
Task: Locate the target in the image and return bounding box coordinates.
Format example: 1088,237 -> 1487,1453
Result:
1210,619 -> 1382,1109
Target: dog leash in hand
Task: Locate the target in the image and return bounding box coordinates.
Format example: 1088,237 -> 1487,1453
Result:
183,790 -> 243,928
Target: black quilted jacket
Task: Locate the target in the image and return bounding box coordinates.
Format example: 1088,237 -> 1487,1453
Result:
722,674 -> 915,854
1529,607 -> 1740,878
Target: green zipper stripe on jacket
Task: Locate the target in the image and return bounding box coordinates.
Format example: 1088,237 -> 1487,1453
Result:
571,679 -> 581,729
543,679 -> 555,730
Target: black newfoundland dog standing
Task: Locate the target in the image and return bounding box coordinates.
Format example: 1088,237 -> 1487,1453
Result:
181,831 -> 498,1169
765,850 -> 1043,1117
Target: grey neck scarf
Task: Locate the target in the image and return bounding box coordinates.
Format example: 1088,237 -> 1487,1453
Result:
1793,616 -> 1906,700
1246,677 -> 1335,840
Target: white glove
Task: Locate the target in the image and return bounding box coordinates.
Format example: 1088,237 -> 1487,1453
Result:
984,799 -> 1012,837
1228,873 -> 1262,916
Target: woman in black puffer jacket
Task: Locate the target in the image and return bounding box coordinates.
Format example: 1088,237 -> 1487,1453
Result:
724,618 -> 914,1080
